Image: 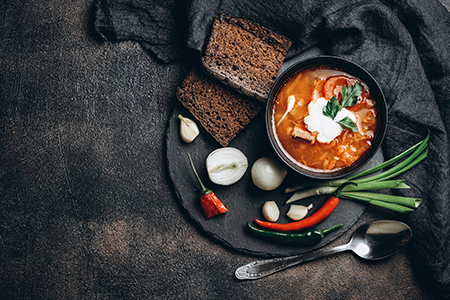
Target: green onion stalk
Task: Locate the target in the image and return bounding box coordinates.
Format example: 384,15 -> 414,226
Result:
284,130 -> 430,213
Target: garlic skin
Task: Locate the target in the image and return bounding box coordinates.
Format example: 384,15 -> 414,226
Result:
286,204 -> 313,221
206,147 -> 248,186
262,201 -> 280,222
251,157 -> 288,191
178,114 -> 199,143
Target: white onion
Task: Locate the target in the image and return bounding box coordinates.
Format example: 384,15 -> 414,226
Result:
251,157 -> 288,191
206,147 -> 248,186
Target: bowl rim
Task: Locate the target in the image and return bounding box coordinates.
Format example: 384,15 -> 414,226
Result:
266,55 -> 387,179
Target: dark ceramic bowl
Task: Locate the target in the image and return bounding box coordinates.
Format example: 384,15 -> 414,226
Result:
266,56 -> 387,179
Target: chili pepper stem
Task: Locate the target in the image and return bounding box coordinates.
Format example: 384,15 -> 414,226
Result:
322,223 -> 343,234
188,153 -> 213,196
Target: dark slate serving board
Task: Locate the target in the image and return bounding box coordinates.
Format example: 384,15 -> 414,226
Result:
166,104 -> 382,257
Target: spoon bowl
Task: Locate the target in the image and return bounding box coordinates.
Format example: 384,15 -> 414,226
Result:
349,220 -> 412,260
235,220 -> 412,280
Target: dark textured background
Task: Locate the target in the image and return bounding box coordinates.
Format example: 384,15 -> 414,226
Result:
0,0 -> 449,299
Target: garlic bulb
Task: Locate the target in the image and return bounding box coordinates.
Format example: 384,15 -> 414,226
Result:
262,201 -> 280,222
286,204 -> 313,221
206,147 -> 248,186
251,157 -> 288,191
178,114 -> 199,143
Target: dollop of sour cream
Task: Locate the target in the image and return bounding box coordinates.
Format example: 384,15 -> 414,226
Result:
304,97 -> 356,143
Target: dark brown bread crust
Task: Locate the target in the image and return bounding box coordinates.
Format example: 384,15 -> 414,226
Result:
202,13 -> 292,102
176,68 -> 262,147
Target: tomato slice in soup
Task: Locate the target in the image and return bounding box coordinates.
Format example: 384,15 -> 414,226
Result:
324,75 -> 351,100
323,75 -> 369,110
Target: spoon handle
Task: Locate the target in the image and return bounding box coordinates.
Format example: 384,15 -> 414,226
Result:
235,244 -> 350,280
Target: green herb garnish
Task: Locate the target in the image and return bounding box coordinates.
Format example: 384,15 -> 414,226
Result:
341,84 -> 362,107
322,83 -> 362,132
322,96 -> 341,119
337,116 -> 358,132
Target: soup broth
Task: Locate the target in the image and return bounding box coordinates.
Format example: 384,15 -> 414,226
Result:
272,67 -> 378,172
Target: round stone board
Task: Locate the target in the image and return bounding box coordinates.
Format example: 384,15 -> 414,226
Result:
166,104 -> 383,257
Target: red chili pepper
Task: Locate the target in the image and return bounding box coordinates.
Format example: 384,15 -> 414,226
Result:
188,154 -> 228,219
254,182 -> 357,232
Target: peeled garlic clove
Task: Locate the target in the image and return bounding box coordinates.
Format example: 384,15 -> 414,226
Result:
286,204 -> 313,221
178,114 -> 199,143
206,147 -> 248,186
262,201 -> 280,222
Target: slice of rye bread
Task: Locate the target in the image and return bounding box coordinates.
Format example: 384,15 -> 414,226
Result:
202,13 -> 292,102
177,68 -> 262,147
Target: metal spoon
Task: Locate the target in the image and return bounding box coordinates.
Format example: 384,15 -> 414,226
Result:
235,220 -> 412,280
